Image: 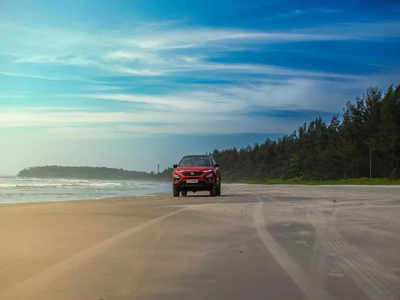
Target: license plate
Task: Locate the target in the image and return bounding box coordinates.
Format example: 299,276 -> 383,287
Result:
186,179 -> 198,184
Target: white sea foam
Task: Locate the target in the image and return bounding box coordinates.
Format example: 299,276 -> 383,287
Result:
0,177 -> 169,204
0,183 -> 15,188
0,182 -> 122,189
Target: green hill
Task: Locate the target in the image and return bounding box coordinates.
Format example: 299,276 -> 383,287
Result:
18,166 -> 170,180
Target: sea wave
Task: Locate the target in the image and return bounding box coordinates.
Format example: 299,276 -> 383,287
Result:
0,177 -> 170,204
0,182 -> 122,189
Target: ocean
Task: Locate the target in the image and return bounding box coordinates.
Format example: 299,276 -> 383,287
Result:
0,176 -> 170,204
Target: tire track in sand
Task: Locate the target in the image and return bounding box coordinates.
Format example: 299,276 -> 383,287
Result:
308,201 -> 400,300
253,199 -> 334,300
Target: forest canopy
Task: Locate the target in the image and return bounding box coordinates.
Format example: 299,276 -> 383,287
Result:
213,84 -> 400,181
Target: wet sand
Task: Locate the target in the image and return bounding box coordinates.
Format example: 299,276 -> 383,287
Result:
0,184 -> 399,300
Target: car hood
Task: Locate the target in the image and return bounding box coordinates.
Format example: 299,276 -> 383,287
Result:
175,167 -> 214,172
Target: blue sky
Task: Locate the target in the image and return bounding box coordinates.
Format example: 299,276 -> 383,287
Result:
0,0 -> 399,174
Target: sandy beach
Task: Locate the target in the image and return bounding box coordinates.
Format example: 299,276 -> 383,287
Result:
1,184 -> 400,300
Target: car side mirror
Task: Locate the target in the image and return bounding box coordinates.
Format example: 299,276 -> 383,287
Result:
173,164 -> 178,168
214,164 -> 220,168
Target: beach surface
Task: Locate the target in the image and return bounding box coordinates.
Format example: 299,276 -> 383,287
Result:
1,184 -> 400,300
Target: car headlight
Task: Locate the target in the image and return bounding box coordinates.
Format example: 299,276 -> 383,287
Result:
174,174 -> 180,180
205,173 -> 214,179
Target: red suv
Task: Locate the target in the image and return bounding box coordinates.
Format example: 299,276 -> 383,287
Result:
172,155 -> 221,197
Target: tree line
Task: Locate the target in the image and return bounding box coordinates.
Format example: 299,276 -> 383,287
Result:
212,84 -> 400,181
18,166 -> 164,180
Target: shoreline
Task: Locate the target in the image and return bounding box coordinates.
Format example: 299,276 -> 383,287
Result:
3,182 -> 400,207
0,191 -> 171,207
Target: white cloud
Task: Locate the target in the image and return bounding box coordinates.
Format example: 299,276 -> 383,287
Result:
0,71 -> 61,81
171,61 -> 362,79
2,21 -> 399,80
83,77 -> 361,115
84,92 -> 245,113
1,20 -> 397,137
104,50 -> 149,61
0,72 -> 394,138
0,79 -> 332,134
115,67 -> 165,76
1,111 -> 300,137
85,85 -> 127,91
14,55 -> 96,66
0,71 -> 108,83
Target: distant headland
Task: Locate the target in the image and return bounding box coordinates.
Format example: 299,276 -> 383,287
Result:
18,166 -> 171,180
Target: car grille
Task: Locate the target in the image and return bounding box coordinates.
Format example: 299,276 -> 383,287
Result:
182,171 -> 203,176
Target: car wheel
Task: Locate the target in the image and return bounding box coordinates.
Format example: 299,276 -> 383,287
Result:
182,190 -> 187,197
173,185 -> 179,197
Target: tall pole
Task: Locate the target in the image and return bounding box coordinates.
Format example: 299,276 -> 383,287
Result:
369,146 -> 372,178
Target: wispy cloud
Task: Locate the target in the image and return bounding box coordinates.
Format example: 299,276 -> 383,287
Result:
2,21 -> 399,81
169,62 -> 362,80
0,108 -> 303,136
0,71 -> 108,84
83,77 -> 358,115
1,20 -> 398,135
0,71 -> 61,81
1,70 -> 397,136
114,67 -> 165,76
14,55 -> 96,66
85,85 -> 127,91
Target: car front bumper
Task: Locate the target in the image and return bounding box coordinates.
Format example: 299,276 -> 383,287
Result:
173,177 -> 215,191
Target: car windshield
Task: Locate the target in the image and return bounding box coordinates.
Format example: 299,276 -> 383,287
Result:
179,156 -> 211,167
